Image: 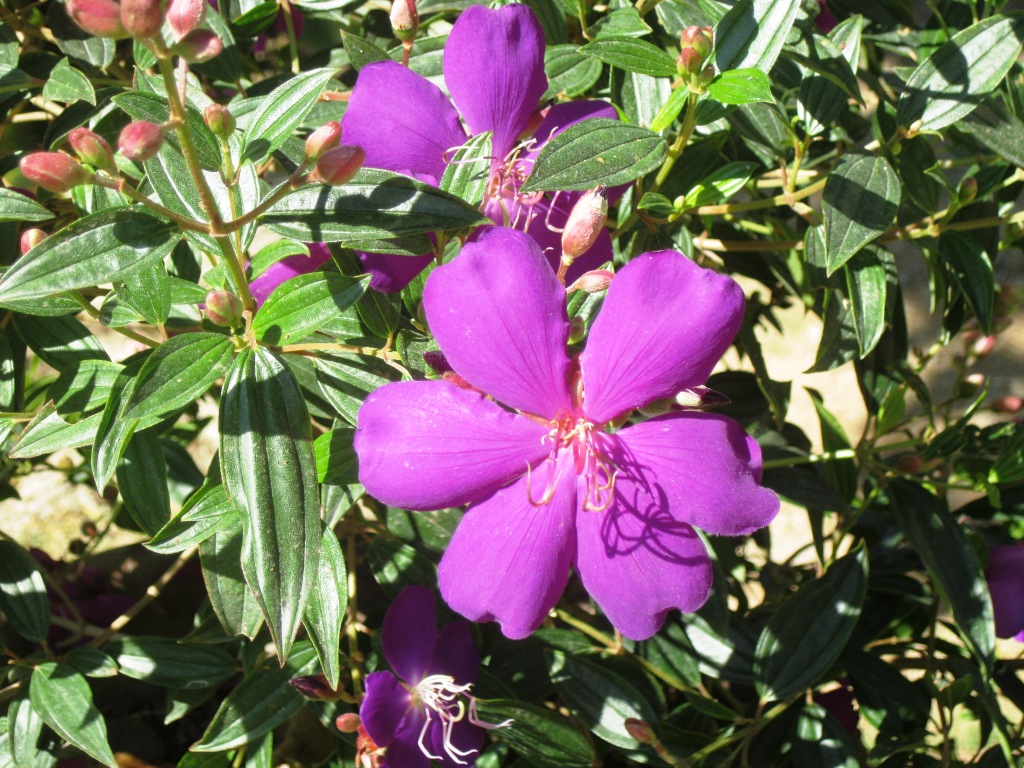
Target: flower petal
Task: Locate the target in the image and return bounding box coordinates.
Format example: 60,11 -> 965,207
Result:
444,5 -> 547,157
249,243 -> 333,307
382,710 -> 431,768
361,671 -> 413,748
986,545 -> 1024,639
426,621 -> 480,685
356,379 -> 550,510
382,585 -> 438,684
426,717 -> 486,768
423,226 -> 573,419
342,60 -> 467,182
574,476 -> 713,640
519,192 -> 614,282
580,251 -> 746,424
608,414 -> 779,536
438,451 -> 577,639
359,250 -> 435,294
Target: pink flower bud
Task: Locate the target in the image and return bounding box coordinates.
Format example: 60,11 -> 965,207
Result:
390,0 -> 418,42
120,0 -> 163,38
289,675 -> 340,700
335,713 -> 362,733
203,104 -> 235,139
991,396 -> 1024,414
561,186 -> 608,260
315,145 -> 365,186
20,229 -> 46,255
972,334 -> 996,357
896,454 -> 922,474
166,0 -> 206,40
204,290 -> 243,327
305,122 -> 342,161
567,269 -> 614,294
67,127 -> 117,173
172,29 -> 223,62
20,152 -> 94,193
624,718 -> 655,744
679,25 -> 713,60
66,0 -> 128,39
960,372 -> 986,398
118,121 -> 165,163
676,47 -> 706,76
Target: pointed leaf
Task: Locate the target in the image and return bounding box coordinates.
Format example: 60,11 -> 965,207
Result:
303,528 -> 347,688
241,68 -> 337,165
578,37 -> 677,77
474,699 -> 595,768
198,511 -> 265,639
41,57 -> 95,105
252,272 -> 370,344
844,244 -> 897,358
939,230 -> 994,335
29,663 -> 116,767
0,540 -> 50,643
0,189 -> 53,223
714,0 -> 801,73
822,153 -> 899,274
105,636 -> 237,689
707,67 -> 774,105
440,131 -> 492,208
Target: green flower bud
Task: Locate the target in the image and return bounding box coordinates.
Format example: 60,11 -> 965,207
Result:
203,104 -> 236,139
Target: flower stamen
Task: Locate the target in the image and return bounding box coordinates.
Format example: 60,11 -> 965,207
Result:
412,675 -> 509,764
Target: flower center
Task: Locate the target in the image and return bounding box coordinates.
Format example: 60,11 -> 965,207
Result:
527,412 -> 618,512
410,674 -> 510,765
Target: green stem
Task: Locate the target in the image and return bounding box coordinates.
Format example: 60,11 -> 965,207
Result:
221,167 -> 308,233
215,236 -> 257,314
279,0 -> 301,75
97,175 -> 210,233
71,293 -> 160,348
574,0 -> 591,39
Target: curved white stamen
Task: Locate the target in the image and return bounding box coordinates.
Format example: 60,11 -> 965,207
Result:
412,675 -> 509,764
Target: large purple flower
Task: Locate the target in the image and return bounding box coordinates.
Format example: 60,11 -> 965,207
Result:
355,227 -> 780,640
359,586 -> 501,768
986,544 -> 1024,641
340,4 -> 618,293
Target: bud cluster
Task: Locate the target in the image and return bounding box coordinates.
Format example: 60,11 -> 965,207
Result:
676,25 -> 715,93
65,0 -> 210,47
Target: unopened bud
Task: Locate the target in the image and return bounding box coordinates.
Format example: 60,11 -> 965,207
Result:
991,395 -> 1024,414
173,30 -> 223,62
204,290 -> 243,327
203,104 -> 235,139
675,385 -> 730,411
959,176 -> 978,204
166,0 -> 206,40
561,186 -> 608,261
960,372 -> 986,398
20,152 -> 94,193
335,713 -> 362,733
67,127 -> 117,174
624,718 -> 655,744
20,229 -> 46,255
568,315 -> 586,344
896,454 -> 922,474
679,25 -> 713,61
66,0 -> 128,39
315,145 -> 365,186
120,0 -> 163,38
697,65 -> 715,89
568,269 -> 614,294
390,0 -> 418,41
972,334 -> 996,357
118,121 -> 165,163
289,675 -> 340,700
305,122 -> 342,161
676,47 -> 706,76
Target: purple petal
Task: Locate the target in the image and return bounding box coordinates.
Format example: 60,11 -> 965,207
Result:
359,251 -> 435,294
986,545 -> 1024,639
574,475 -> 713,640
444,5 -> 547,157
580,251 -> 746,424
426,621 -> 480,684
609,414 -> 779,536
423,227 -> 572,419
249,244 -> 333,307
426,716 -> 486,768
382,710 -> 431,768
383,586 -> 438,684
438,451 -> 577,639
342,61 -> 467,182
361,671 -> 413,748
356,380 -> 550,510
520,192 -> 614,281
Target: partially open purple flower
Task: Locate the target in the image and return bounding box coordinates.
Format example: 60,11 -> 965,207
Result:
340,5 -> 618,293
986,544 -> 1024,641
360,586 -> 504,768
355,227 -> 780,640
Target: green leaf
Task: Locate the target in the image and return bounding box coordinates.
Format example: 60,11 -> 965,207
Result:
303,528 -> 347,689
220,347 -> 322,660
961,99 -> 1024,169
844,245 -> 897,358
262,169 -> 489,242
578,37 -> 677,77
939,231 -> 994,335
29,663 -> 116,767
41,57 -> 95,105
12,314 -> 108,371
755,545 -> 868,701
792,703 -> 859,768
784,34 -> 862,102
66,648 -> 119,679
714,0 -> 801,72
440,131 -> 492,208
888,480 -> 994,672
0,208 -> 179,302
0,540 -> 49,643
148,481 -> 237,555
314,353 -> 400,425
368,535 -> 436,596
252,272 -> 370,344
241,68 -> 337,165
545,45 -> 603,98
340,32 -> 389,71
807,388 -> 856,503
8,693 -> 47,768
113,91 -> 221,171
115,262 -> 171,326
0,189 -> 53,223
896,14 -> 1024,132
590,7 -> 651,38
474,699 -> 595,768
707,67 -> 774,105
9,407 -> 101,459
681,161 -> 758,208
49,360 -> 123,414
521,119 -> 666,192
650,86 -> 690,132
90,363 -> 141,491
116,430 -> 171,536
191,642 -> 318,751
822,152 -> 900,274
106,636 -> 237,689
198,512 -> 265,639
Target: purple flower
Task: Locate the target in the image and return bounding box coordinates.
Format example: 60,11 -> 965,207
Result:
340,5 -> 619,293
986,544 -> 1024,641
359,586 -> 505,768
355,227 -> 780,641
249,241 -> 333,306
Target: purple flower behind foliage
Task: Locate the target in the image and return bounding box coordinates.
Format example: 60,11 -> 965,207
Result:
355,227 -> 779,641
359,586 -> 503,768
340,4 -> 618,293
986,544 -> 1024,641
249,242 -> 333,307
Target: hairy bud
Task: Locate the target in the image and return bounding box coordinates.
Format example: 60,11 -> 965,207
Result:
166,0 -> 206,40
203,104 -> 235,139
20,229 -> 46,255
315,145 -> 365,186
120,0 -> 163,38
624,718 -> 655,744
305,122 -> 342,162
204,291 -> 244,327
390,0 -> 418,41
172,29 -> 223,62
66,0 -> 128,39
679,25 -> 713,60
335,713 -> 362,733
118,121 -> 165,163
67,127 -> 117,174
562,186 -> 609,260
676,47 -> 705,76
568,269 -> 614,294
20,152 -> 94,193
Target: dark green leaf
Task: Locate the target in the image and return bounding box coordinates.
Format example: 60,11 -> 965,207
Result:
241,68 -> 338,165
49,360 -> 123,414
844,245 -> 897,358
90,363 -> 141,491
0,189 -> 53,223
714,0 -> 800,72
66,648 -> 119,678
707,67 -> 774,105
579,37 -> 677,77
474,699 -> 595,768
961,99 -> 1024,169
368,535 -> 436,596
440,131 -> 492,208
12,314 -> 108,371
341,32 -> 389,70
792,703 -> 859,768
822,153 -> 900,274
106,636 -> 237,689
252,272 -> 370,344
939,231 -> 994,335
199,513 -> 265,639
314,428 -> 360,488
113,91 -> 221,171
0,540 -> 49,643
545,45 -> 603,98
116,430 -> 171,536
9,407 -> 101,459
115,262 -> 171,326
148,481 -> 237,555
314,353 -> 400,425
303,528 -> 347,688
29,663 -> 116,767
590,7 -> 651,38
41,57 -> 95,105
8,693 -> 48,768
784,34 -> 861,102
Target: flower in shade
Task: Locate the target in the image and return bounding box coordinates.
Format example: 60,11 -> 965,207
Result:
340,4 -> 618,293
986,544 -> 1024,641
355,227 -> 780,640
359,585 -> 505,768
